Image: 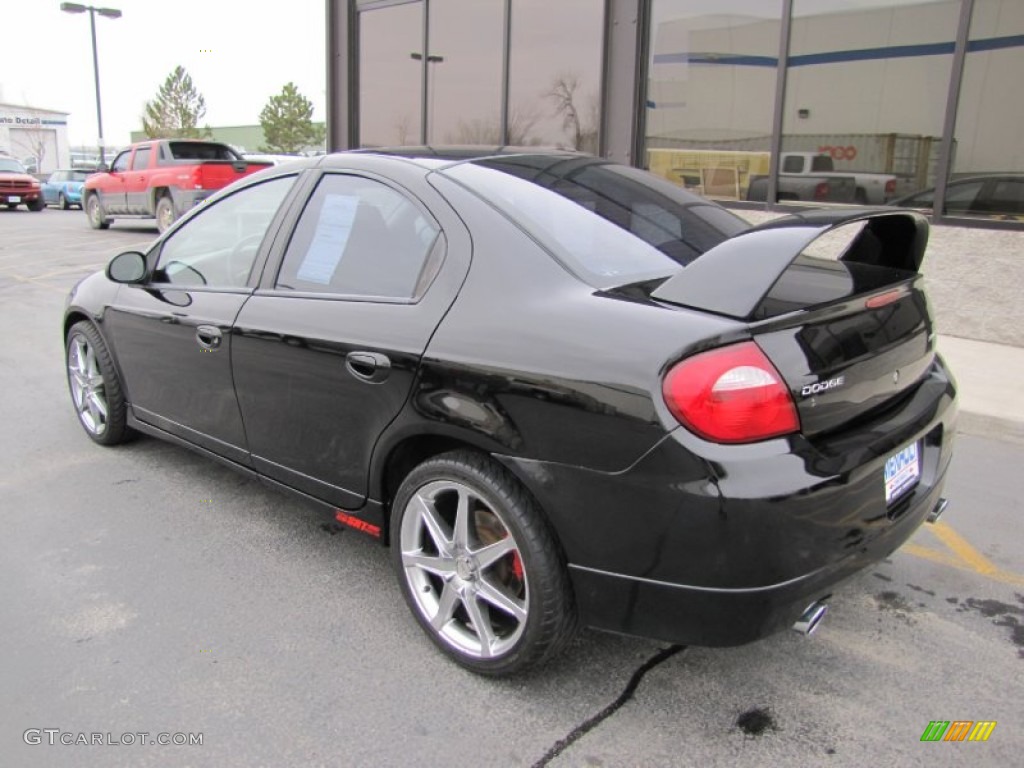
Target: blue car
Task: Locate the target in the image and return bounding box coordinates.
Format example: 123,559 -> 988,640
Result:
41,169 -> 92,209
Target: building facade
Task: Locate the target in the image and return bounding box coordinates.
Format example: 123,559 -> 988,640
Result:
0,103 -> 71,175
327,0 -> 1024,227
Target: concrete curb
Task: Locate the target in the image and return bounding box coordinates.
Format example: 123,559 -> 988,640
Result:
938,335 -> 1024,445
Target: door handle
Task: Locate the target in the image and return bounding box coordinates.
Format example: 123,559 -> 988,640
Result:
346,351 -> 391,383
196,325 -> 222,350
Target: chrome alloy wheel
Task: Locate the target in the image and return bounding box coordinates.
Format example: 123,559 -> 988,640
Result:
67,335 -> 108,436
399,480 -> 528,659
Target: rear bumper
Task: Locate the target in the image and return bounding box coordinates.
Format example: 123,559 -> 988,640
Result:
170,188 -> 213,211
498,357 -> 957,646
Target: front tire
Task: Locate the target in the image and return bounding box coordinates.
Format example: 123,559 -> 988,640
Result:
391,451 -> 576,676
59,192 -> 70,210
66,321 -> 133,445
86,194 -> 110,229
28,196 -> 45,212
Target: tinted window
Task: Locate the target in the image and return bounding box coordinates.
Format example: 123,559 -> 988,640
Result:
444,156 -> 746,288
782,155 -> 803,173
276,175 -> 441,299
110,152 -> 130,172
167,142 -> 239,161
155,176 -> 296,288
943,180 -> 985,214
988,180 -> 1024,214
132,147 -> 152,171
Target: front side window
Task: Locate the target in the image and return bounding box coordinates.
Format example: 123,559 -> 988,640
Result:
49,171 -> 64,182
110,152 -> 130,172
275,174 -> 441,299
154,176 -> 296,288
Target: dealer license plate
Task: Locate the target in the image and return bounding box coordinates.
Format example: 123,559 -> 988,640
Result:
9,196 -> 21,203
885,441 -> 920,505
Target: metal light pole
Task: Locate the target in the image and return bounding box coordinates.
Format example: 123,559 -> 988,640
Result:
410,52 -> 444,143
60,3 -> 122,166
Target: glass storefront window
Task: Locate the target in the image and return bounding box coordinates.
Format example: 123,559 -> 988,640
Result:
359,1 -> 424,147
426,0 -> 504,144
645,1 -> 783,202
782,0 -> 957,207
947,0 -> 1024,220
508,0 -> 604,150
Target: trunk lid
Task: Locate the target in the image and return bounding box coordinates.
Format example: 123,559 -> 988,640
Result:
651,209 -> 935,436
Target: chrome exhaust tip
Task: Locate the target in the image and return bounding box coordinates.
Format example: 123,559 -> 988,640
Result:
793,600 -> 828,636
927,497 -> 949,524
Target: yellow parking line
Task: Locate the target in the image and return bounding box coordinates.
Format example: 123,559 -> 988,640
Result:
901,522 -> 1024,587
5,275 -> 68,294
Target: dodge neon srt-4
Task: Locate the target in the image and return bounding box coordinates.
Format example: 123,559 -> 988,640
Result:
63,149 -> 957,675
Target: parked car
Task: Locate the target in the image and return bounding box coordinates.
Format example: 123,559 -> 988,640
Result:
0,157 -> 45,211
889,174 -> 1024,219
746,172 -> 857,203
780,152 -> 898,204
42,169 -> 93,209
63,149 -> 957,675
82,139 -> 273,233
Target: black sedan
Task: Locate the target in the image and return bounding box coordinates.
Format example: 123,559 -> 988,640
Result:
889,173 -> 1024,219
64,149 -> 957,675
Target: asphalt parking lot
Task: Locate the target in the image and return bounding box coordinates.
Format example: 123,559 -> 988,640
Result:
2,207 -> 1022,768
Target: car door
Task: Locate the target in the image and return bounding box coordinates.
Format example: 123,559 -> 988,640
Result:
126,145 -> 153,213
103,173 -> 300,463
43,171 -> 61,204
100,151 -> 131,213
231,167 -> 471,508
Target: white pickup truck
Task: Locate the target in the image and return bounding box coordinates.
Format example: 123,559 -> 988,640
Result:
781,152 -> 897,205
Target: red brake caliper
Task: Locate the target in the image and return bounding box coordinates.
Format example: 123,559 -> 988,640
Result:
510,551 -> 524,582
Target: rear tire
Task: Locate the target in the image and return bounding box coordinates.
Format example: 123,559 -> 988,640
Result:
854,189 -> 868,205
65,321 -> 133,445
391,450 -> 576,676
86,194 -> 110,229
156,195 -> 177,234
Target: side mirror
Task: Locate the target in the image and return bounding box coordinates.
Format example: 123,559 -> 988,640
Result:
106,251 -> 147,284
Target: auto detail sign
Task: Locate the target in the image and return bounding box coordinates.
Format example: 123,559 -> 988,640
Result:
920,720 -> 997,742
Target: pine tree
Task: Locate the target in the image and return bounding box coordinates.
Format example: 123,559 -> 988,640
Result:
259,83 -> 325,154
141,66 -> 212,139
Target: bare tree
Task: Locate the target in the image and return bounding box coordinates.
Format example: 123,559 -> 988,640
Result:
444,105 -> 540,146
394,113 -> 414,145
546,73 -> 598,152
10,118 -> 54,173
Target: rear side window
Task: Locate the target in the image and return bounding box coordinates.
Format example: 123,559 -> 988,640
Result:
782,155 -> 803,173
444,157 -> 745,288
275,174 -> 441,299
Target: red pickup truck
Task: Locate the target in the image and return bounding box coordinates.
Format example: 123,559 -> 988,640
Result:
82,139 -> 272,233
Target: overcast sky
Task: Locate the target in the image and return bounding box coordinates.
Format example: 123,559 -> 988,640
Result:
0,0 -> 326,147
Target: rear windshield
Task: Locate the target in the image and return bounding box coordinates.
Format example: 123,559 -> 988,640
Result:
167,142 -> 240,162
441,156 -> 746,288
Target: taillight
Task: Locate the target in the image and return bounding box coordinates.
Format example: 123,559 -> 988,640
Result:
885,178 -> 897,196
662,342 -> 800,443
813,182 -> 829,201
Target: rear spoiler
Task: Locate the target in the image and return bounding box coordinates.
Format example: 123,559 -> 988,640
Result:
651,208 -> 929,320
